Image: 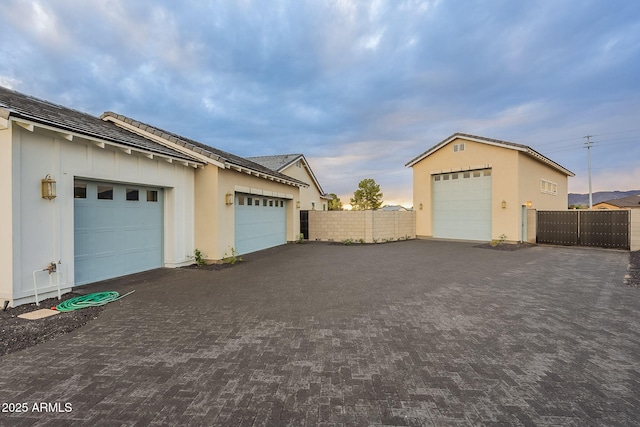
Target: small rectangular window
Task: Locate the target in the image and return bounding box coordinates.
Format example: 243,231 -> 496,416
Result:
280,201 -> 284,207
484,170 -> 492,177
443,175 -> 449,181
463,172 -> 470,178
459,143 -> 465,151
453,144 -> 459,152
311,202 -> 316,210
97,185 -> 113,200
126,188 -> 139,201
269,200 -> 273,207
147,190 -> 158,202
263,199 -> 268,207
238,195 -> 245,205
452,173 -> 459,179
434,175 -> 441,181
473,171 -> 481,178
74,183 -> 86,199
254,198 -> 260,206
247,197 -> 253,205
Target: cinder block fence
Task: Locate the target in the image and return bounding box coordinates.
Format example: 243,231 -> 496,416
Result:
308,210 -> 416,243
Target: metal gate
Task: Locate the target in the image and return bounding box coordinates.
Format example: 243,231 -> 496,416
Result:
537,210 -> 629,249
300,210 -> 309,240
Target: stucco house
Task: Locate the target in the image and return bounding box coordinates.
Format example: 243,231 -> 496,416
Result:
0,87 -> 309,306
248,154 -> 330,211
100,114 -> 309,261
593,195 -> 640,210
406,133 -> 574,242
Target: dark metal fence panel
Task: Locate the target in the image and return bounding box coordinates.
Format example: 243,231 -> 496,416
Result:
300,210 -> 309,240
579,210 -> 630,249
536,211 -> 579,245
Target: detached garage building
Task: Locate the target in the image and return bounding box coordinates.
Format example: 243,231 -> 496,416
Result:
406,133 -> 574,242
0,87 -> 309,307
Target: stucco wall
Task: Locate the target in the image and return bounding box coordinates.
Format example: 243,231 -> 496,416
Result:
527,209 -> 537,244
410,137 -> 570,242
411,137 -> 519,239
631,209 -> 640,251
281,161 -> 326,211
308,210 -> 415,243
6,123 -> 196,306
209,168 -> 300,261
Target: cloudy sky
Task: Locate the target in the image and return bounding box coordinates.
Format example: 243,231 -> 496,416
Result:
1,0 -> 639,207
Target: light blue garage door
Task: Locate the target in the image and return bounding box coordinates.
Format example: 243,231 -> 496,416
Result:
74,180 -> 163,285
432,169 -> 492,241
234,193 -> 286,255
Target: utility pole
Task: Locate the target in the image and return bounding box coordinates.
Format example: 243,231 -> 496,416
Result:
584,135 -> 594,209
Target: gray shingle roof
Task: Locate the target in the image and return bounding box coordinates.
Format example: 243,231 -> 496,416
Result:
246,154 -> 303,172
406,132 -> 575,176
101,112 -> 309,187
0,86 -> 199,162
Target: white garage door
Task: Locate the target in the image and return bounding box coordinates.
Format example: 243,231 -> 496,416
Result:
74,181 -> 163,285
432,169 -> 492,241
234,193 -> 286,255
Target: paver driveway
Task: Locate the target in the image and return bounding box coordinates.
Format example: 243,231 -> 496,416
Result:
1,240 -> 638,426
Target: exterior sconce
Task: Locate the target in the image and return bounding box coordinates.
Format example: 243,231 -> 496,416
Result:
225,192 -> 234,205
419,203 -> 423,210
41,174 -> 56,200
526,200 -> 532,208
501,200 -> 507,209
296,201 -> 300,209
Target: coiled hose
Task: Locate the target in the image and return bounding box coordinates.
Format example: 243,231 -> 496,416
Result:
55,290 -> 135,312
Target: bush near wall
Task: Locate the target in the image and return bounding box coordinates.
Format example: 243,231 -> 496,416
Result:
308,210 -> 416,243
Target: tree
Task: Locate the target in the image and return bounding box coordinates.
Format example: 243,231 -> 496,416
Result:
327,193 -> 343,211
350,178 -> 383,210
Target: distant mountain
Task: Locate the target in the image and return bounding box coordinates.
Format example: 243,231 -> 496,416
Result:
568,190 -> 640,206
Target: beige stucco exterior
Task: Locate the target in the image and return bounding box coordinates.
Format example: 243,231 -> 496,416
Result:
631,209 -> 640,251
410,135 -> 572,242
195,165 -> 301,261
279,159 -> 328,211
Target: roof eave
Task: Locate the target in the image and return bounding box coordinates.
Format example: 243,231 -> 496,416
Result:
7,115 -> 203,168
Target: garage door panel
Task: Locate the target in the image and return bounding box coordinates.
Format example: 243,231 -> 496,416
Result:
433,171 -> 491,241
235,193 -> 286,255
74,181 -> 163,286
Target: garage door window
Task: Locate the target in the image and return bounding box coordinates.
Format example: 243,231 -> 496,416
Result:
98,185 -> 113,200
147,190 -> 158,202
74,183 -> 87,199
126,188 -> 139,201
238,195 -> 245,205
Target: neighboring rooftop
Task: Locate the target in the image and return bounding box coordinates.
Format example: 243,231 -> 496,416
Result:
248,153 -> 326,195
594,194 -> 640,208
0,86 -> 199,162
247,154 -> 303,172
405,132 -> 575,177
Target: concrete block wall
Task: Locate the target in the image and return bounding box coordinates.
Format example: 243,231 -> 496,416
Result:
631,209 -> 640,251
308,210 -> 416,243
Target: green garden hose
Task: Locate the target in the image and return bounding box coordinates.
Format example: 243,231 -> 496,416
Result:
55,291 -> 135,312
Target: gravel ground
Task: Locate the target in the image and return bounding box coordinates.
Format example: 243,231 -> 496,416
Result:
0,293 -> 104,357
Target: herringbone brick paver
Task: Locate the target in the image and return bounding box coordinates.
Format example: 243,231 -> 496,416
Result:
0,241 -> 637,425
